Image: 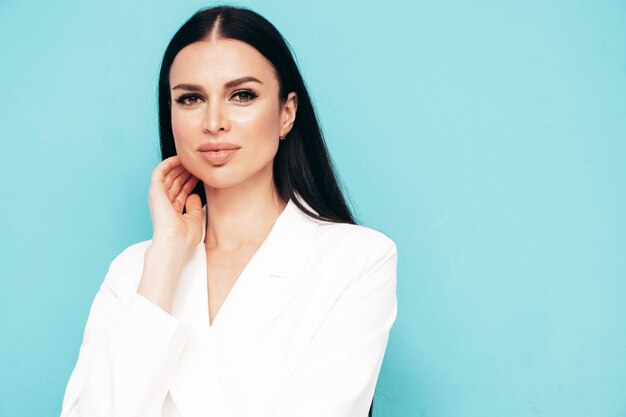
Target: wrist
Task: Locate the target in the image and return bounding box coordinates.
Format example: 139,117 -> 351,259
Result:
150,235 -> 194,255
139,242 -> 188,313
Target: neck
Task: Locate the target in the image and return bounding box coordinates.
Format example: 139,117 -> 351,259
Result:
203,175 -> 287,251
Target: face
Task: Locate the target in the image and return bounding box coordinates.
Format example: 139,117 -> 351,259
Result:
168,38 -> 297,191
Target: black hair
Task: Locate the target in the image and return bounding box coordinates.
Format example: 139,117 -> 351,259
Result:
157,5 -> 355,225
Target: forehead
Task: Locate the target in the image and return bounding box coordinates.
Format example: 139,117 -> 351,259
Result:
169,38 -> 277,87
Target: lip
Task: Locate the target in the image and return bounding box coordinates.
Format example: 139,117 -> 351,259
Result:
197,142 -> 241,151
198,143 -> 240,165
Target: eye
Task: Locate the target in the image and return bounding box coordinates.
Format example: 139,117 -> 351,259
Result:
231,90 -> 258,103
174,93 -> 203,106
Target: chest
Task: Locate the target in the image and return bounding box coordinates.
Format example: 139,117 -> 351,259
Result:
205,245 -> 259,325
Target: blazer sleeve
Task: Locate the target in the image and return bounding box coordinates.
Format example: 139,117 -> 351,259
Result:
60,245 -> 191,417
269,234 -> 398,417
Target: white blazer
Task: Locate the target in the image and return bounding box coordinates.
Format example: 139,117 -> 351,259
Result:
60,198 -> 397,417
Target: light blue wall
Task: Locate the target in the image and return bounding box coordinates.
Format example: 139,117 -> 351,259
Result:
1,1 -> 624,416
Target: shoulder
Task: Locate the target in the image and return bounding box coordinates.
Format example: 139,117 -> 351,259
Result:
301,219 -> 397,304
101,239 -> 152,299
107,239 -> 152,274
288,197 -> 396,271
315,221 -> 396,251
310,219 -> 397,272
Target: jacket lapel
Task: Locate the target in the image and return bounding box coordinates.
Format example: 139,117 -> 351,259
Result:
166,219 -> 213,416
209,198 -> 319,378
168,198 -> 320,414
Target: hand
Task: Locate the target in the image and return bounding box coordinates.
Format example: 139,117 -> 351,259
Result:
148,155 -> 203,252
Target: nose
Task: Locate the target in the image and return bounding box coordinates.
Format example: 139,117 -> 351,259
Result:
202,100 -> 230,135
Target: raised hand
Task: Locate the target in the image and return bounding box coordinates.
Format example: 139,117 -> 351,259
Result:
148,155 -> 203,253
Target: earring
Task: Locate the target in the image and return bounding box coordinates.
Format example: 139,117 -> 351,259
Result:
279,134 -> 286,141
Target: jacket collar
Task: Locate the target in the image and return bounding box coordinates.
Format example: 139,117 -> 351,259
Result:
168,197 -> 322,414
198,196 -> 319,279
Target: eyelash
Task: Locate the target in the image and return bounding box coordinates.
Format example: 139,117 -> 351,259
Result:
232,90 -> 258,102
174,90 -> 258,106
174,94 -> 200,106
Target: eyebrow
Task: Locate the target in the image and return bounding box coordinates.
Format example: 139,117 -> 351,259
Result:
171,76 -> 263,91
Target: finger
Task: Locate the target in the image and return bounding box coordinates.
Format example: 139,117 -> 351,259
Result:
171,173 -> 196,213
181,174 -> 200,198
164,165 -> 186,189
174,175 -> 199,209
172,197 -> 184,213
152,155 -> 181,184
169,170 -> 192,200
184,194 -> 203,220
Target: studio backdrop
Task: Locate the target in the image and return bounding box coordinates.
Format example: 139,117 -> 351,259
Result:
1,0 -> 625,416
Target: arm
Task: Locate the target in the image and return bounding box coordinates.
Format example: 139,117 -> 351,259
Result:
60,244 -> 191,417
60,156 -> 202,417
270,238 -> 398,417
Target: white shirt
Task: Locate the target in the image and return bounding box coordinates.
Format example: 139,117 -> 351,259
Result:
60,198 -> 397,417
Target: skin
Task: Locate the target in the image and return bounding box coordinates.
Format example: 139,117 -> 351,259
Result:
137,36 -> 298,323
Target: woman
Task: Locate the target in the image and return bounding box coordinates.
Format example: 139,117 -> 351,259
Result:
60,5 -> 397,417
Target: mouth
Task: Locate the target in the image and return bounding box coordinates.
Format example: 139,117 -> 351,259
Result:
197,142 -> 241,152
199,148 -> 239,165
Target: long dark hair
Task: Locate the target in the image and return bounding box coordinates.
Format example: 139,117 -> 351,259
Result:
157,5 -> 355,225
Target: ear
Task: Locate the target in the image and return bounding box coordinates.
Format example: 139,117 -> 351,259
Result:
279,92 -> 298,138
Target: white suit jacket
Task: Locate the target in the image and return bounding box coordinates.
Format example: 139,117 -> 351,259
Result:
60,198 -> 397,417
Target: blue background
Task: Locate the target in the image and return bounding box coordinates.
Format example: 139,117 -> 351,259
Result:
1,0 -> 625,416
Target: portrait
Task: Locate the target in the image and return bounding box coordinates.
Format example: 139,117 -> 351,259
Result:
1,1 -> 624,417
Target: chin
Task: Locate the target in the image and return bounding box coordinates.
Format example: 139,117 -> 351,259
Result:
177,155 -> 235,188
199,169 -> 249,190
191,153 -> 276,192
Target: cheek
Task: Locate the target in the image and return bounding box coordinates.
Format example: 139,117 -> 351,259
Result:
237,104 -> 281,147
171,110 -> 200,159
170,111 -> 203,178
246,120 -> 280,163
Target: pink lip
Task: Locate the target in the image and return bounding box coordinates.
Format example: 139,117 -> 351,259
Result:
197,142 -> 241,151
198,143 -> 240,165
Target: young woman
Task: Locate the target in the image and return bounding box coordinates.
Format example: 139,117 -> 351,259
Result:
60,6 -> 397,417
